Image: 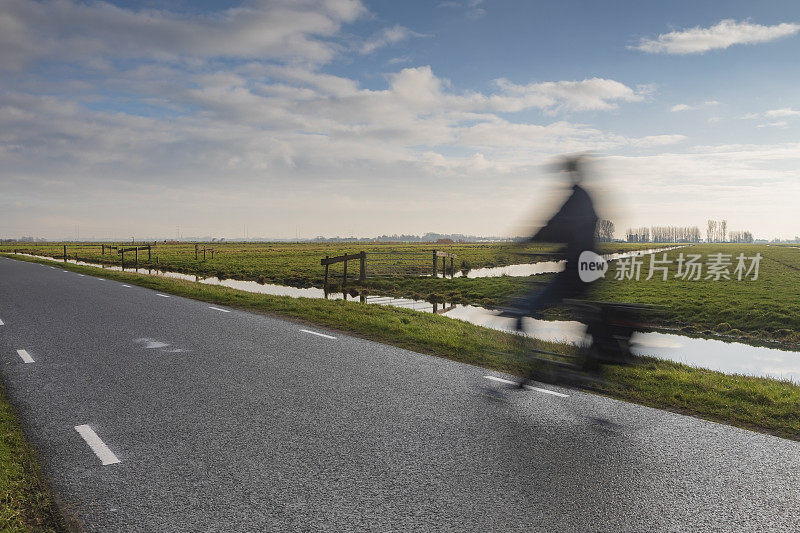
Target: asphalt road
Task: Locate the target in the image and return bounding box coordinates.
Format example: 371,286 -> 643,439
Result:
1,255 -> 799,532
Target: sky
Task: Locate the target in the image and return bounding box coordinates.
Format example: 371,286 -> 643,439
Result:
2,0 -> 800,240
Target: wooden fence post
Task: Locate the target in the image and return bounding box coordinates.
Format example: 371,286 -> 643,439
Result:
195,244 -> 198,260
203,247 -> 206,261
135,247 -> 138,270
359,251 -> 366,281
63,245 -> 67,262
121,250 -> 125,271
324,256 -> 329,286
432,250 -> 437,277
450,257 -> 454,278
343,257 -> 347,286
148,246 -> 151,261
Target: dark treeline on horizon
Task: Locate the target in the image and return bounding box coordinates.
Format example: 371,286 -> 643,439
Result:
311,233 -> 511,243
625,221 -> 758,243
626,226 -> 703,243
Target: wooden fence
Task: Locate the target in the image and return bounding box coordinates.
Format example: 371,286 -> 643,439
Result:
433,250 -> 456,278
118,246 -> 151,270
321,251 -> 367,286
321,250 -> 457,286
194,244 -> 215,260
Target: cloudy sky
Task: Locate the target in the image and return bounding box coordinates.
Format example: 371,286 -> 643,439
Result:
2,0 -> 800,240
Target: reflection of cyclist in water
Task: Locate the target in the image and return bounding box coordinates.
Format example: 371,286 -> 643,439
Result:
514,156 -> 597,331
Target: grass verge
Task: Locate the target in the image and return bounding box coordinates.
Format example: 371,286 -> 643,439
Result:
3,253 -> 799,446
0,380 -> 69,532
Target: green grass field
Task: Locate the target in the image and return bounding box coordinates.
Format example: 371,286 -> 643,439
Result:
0,241 -> 656,287
0,382 -> 68,532
357,244 -> 800,346
590,244 -> 800,344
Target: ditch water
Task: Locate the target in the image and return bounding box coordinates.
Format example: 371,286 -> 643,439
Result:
14,252 -> 800,383
453,246 -> 685,278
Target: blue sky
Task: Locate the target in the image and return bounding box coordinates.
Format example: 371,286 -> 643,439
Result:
2,0 -> 799,239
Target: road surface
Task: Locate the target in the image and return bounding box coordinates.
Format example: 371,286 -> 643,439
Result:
1,255 -> 799,531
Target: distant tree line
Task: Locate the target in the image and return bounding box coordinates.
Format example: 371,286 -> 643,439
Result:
626,227 -> 650,243
707,220 -> 754,243
625,221 -> 753,243
311,233 -> 509,243
652,226 -> 702,243
728,231 -> 754,243
706,219 -> 727,243
0,237 -> 47,243
625,226 -> 702,243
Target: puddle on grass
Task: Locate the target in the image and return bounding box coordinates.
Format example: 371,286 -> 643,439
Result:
12,252 -> 800,383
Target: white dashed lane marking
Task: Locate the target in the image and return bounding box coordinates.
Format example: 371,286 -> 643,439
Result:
16,349 -> 34,363
156,294 -> 170,298
300,329 -> 337,339
209,306 -> 231,313
74,425 -> 121,466
483,375 -> 570,398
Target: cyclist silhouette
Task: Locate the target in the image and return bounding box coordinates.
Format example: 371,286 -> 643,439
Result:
512,155 -> 598,330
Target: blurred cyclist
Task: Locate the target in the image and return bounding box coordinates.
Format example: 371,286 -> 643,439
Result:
511,155 -> 598,330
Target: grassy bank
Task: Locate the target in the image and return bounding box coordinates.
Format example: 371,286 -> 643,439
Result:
0,382 -> 68,532
3,253 -> 799,441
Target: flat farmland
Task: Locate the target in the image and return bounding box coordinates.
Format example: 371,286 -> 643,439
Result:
0,241 -> 655,286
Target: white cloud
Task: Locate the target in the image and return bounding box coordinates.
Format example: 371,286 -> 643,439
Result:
387,56 -> 412,65
0,63 -> 669,196
765,108 -> 800,118
360,25 -> 425,54
629,135 -> 687,147
0,0 -> 367,69
437,0 -> 486,19
491,77 -> 646,113
631,19 -> 800,55
670,100 -> 719,112
757,121 -> 788,128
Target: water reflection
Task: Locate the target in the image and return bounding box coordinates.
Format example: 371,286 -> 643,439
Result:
439,304 -> 800,383
454,246 -> 686,278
